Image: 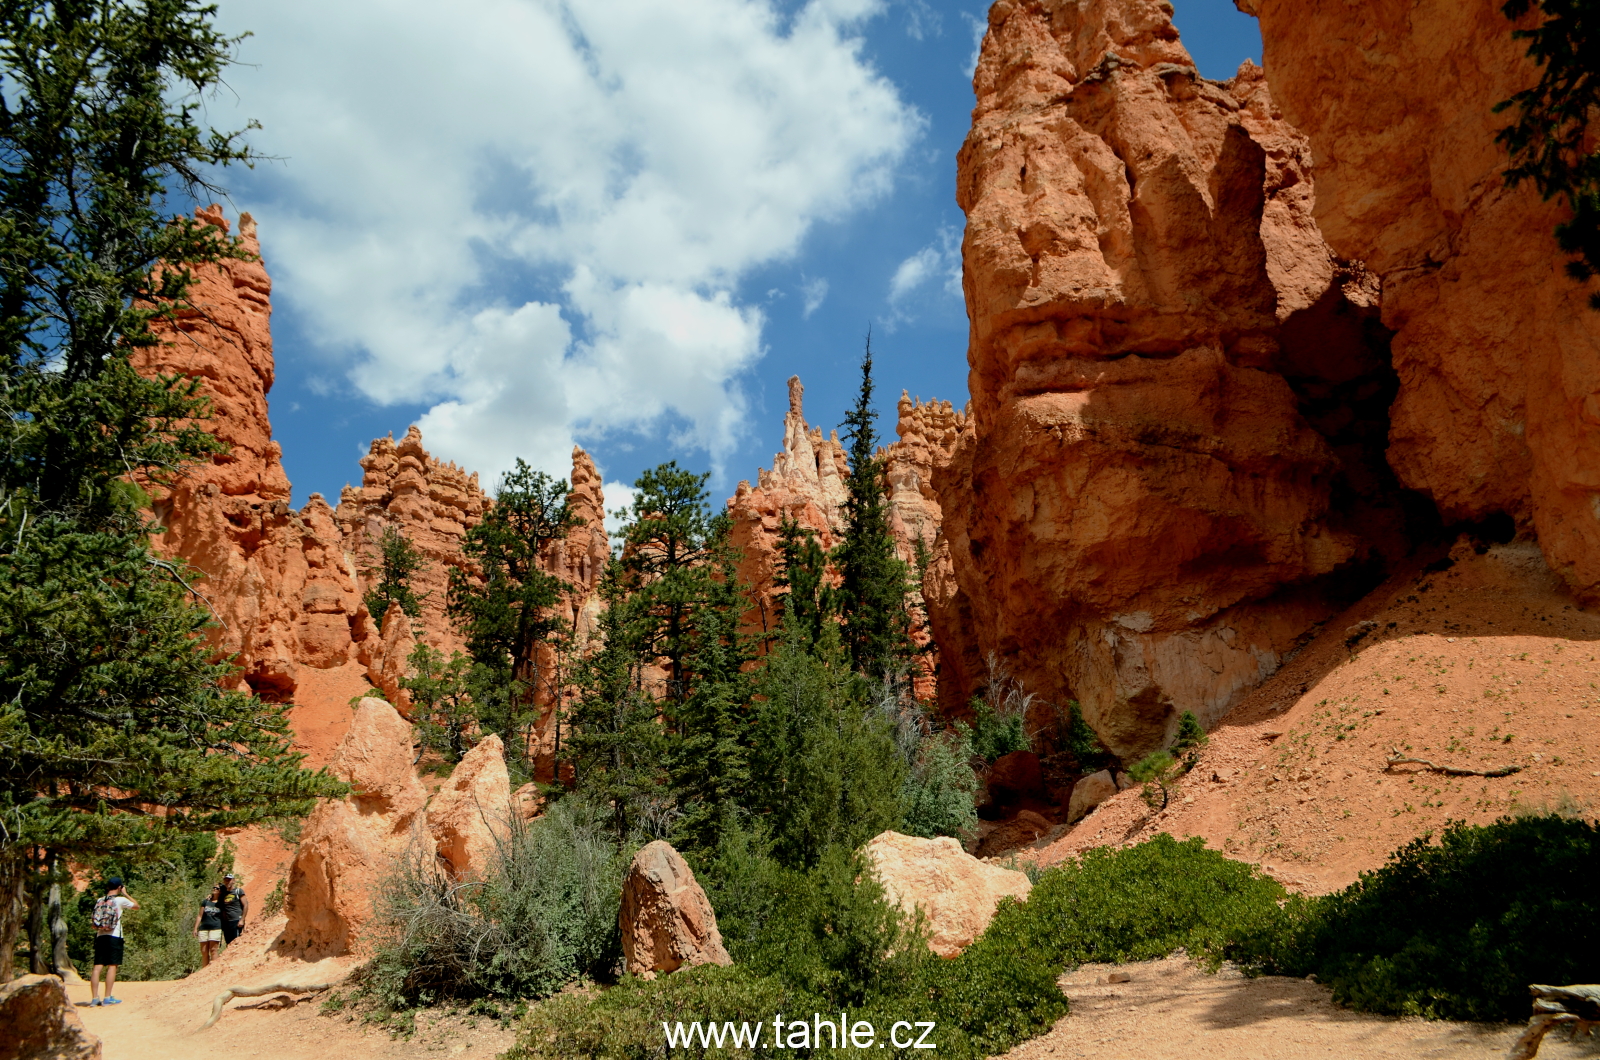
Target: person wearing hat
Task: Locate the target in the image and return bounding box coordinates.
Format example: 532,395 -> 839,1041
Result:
216,872 -> 247,945
90,878 -> 138,1006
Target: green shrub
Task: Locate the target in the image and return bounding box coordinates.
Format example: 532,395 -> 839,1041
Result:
1230,815 -> 1600,1021
509,834 -> 1282,1060
364,797 -> 626,1008
898,726 -> 978,840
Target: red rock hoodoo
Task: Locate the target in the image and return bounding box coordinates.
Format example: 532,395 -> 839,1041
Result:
1237,0 -> 1600,602
728,377 -> 961,696
941,0 -> 1434,757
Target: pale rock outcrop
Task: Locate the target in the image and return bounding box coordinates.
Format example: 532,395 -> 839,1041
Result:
428,734 -> 512,880
1237,0 -> 1600,603
864,831 -> 1032,958
1066,769 -> 1118,823
282,699 -> 425,955
619,841 -> 732,978
0,975 -> 101,1060
944,0 -> 1413,757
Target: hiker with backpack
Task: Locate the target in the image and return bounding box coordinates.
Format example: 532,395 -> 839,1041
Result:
90,878 -> 139,1006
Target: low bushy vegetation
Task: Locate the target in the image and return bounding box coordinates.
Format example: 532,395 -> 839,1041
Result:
362,797 -> 627,1009
1230,814 -> 1600,1021
507,834 -> 1287,1059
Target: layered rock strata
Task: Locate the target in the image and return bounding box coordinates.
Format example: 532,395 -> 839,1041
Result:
136,207 -> 367,700
1237,0 -> 1600,603
943,0 -> 1421,756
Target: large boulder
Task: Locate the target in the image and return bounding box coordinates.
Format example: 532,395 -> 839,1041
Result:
429,734 -> 512,880
1067,769 -> 1119,823
0,974 -> 101,1060
619,840 -> 732,979
282,698 -> 425,955
865,831 -> 1032,958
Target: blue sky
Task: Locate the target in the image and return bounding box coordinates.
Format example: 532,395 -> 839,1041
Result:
207,0 -> 1260,512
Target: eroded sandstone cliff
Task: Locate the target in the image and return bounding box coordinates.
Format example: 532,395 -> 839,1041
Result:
1237,0 -> 1600,603
944,0 -> 1424,757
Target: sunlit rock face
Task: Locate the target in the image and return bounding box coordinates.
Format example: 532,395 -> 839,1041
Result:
944,0 -> 1423,758
1239,0 -> 1600,603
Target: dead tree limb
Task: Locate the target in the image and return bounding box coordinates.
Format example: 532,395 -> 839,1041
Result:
1385,749 -> 1522,778
1507,985 -> 1600,1060
202,981 -> 332,1029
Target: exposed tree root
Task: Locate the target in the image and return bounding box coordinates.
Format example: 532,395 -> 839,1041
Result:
1384,750 -> 1523,778
202,981 -> 332,1029
1508,985 -> 1600,1059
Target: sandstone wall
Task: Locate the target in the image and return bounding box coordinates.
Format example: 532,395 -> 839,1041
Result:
944,0 -> 1419,757
1237,0 -> 1600,603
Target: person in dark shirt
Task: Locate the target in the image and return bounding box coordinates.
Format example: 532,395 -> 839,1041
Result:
216,872 -> 247,945
193,886 -> 224,966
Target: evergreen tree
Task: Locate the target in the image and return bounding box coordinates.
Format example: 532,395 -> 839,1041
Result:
747,621 -> 904,868
1496,0 -> 1600,308
562,569 -> 669,841
448,459 -> 575,769
0,0 -> 345,978
665,513 -> 756,857
833,336 -> 913,682
774,513 -> 830,652
401,644 -> 477,764
360,525 -> 429,622
612,462 -> 718,706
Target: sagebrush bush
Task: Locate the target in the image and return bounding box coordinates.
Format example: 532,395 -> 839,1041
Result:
364,797 -> 626,1008
1230,814 -> 1600,1021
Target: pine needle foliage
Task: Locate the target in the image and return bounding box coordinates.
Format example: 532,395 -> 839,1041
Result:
448,459 -> 575,766
833,336 -> 913,682
1496,0 -> 1600,307
0,0 -> 346,978
361,525 -> 429,622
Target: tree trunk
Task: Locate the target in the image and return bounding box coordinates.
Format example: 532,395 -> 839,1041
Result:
27,872 -> 45,974
50,874 -> 71,976
0,850 -> 27,983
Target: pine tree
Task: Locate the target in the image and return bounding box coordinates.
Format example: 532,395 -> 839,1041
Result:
361,525 -> 429,622
448,459 -> 576,770
0,0 -> 346,978
774,513 -> 831,652
833,335 -> 913,682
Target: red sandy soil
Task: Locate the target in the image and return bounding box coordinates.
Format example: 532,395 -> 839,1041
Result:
1017,539 -> 1600,893
1001,957 -> 1599,1060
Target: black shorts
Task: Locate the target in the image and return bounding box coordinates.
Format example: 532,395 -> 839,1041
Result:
93,934 -> 124,967
221,920 -> 242,943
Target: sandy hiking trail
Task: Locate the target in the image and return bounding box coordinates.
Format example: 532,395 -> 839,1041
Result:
65,976 -> 515,1060
1002,957 -> 1599,1060
60,955 -> 1599,1060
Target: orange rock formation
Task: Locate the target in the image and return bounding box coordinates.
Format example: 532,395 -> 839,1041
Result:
727,377 -> 961,697
1237,0 -> 1600,603
943,0 -> 1421,756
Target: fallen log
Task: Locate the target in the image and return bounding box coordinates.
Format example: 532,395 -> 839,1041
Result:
1384,750 -> 1522,778
1507,985 -> 1600,1060
202,981 -> 332,1029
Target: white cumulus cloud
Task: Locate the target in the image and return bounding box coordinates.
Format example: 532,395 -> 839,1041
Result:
885,224 -> 962,325
213,0 -> 921,483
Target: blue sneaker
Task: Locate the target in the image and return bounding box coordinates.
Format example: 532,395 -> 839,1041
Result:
103,997 -> 122,1005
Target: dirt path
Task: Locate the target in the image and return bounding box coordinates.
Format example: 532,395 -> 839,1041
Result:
1000,957 -> 1599,1060
65,977 -> 515,1060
